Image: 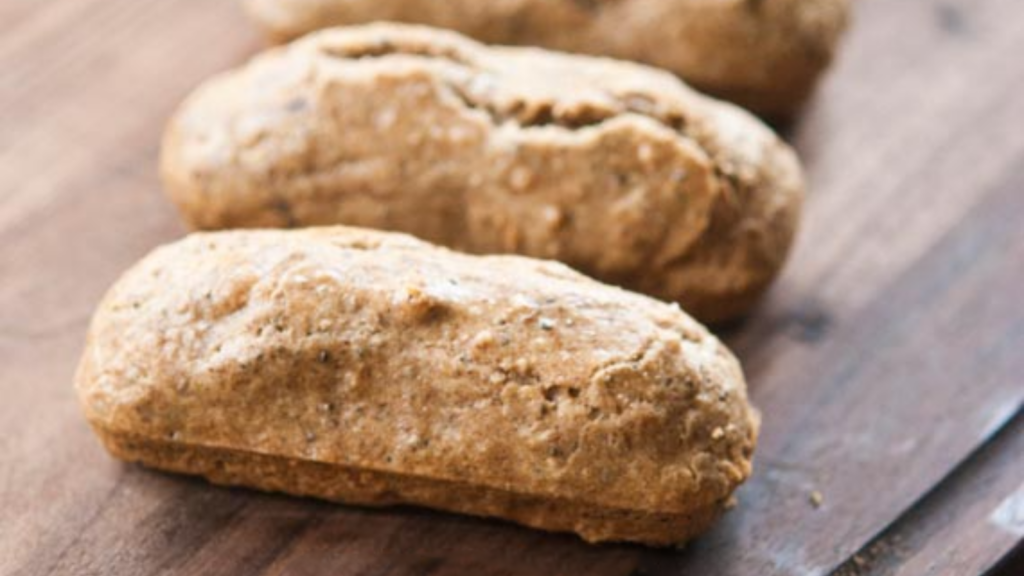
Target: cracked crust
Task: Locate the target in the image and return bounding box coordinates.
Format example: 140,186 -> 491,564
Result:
162,24 -> 805,323
243,0 -> 851,117
76,226 -> 759,546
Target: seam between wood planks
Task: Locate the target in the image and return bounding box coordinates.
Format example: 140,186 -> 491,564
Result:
829,404 -> 1024,576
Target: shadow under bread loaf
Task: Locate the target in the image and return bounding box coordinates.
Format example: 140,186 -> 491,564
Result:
243,0 -> 851,118
161,24 -> 805,324
75,226 -> 759,546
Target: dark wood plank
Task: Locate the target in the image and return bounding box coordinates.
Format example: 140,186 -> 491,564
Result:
1,0 -> 1022,575
990,547 -> 1024,576
832,407 -> 1024,576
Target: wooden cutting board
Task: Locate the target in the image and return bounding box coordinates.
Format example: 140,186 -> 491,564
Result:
1,0 -> 1022,574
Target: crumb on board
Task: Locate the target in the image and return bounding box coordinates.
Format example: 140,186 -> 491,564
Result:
810,490 -> 824,508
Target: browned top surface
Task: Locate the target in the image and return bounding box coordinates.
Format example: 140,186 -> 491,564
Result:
1,0 -> 1022,575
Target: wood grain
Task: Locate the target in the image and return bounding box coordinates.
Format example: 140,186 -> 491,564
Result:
832,408 -> 1024,576
1,0 -> 1022,574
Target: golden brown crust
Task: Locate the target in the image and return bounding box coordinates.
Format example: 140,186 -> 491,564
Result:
161,24 -> 804,323
76,226 -> 759,546
243,0 -> 851,117
94,427 -> 725,546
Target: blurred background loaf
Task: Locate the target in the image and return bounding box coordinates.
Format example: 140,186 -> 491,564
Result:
244,0 -> 851,118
